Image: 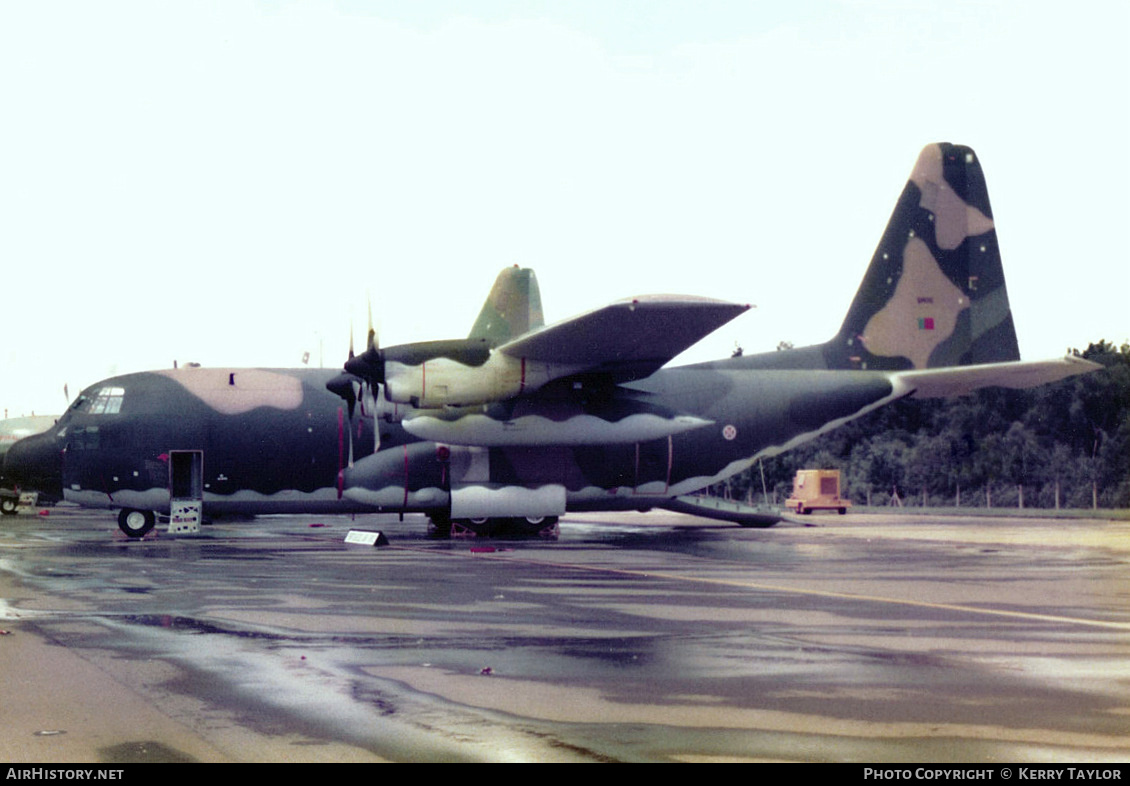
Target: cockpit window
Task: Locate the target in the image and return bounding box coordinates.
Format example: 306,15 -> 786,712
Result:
84,387 -> 125,415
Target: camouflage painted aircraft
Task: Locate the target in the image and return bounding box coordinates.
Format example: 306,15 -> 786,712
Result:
1,143 -> 1099,537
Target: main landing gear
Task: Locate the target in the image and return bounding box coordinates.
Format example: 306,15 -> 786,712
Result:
427,514 -> 560,539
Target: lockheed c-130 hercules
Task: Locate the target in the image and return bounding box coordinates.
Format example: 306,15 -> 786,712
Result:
1,143 -> 1100,537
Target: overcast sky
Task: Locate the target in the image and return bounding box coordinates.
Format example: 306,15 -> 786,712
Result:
2,0 -> 1127,417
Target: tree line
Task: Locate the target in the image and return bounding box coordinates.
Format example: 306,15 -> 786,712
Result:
717,341 -> 1130,510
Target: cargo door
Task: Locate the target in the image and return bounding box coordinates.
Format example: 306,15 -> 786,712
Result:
169,450 -> 203,534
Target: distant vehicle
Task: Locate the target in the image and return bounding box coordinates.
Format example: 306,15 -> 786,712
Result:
786,470 -> 851,515
0,415 -> 57,514
1,143 -> 1100,537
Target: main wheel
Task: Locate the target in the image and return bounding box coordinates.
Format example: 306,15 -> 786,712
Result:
118,508 -> 156,538
427,512 -> 453,538
515,515 -> 560,538
456,517 -> 496,536
0,497 -> 17,516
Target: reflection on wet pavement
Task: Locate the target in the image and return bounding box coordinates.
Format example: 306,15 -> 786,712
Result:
3,509 -> 1129,762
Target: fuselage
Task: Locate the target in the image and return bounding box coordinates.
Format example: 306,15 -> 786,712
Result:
0,350 -> 903,521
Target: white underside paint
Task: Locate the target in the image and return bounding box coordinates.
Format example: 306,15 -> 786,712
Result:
402,412 -> 712,446
66,486 -> 363,514
66,488 -> 170,510
340,485 -> 448,510
451,483 -> 566,518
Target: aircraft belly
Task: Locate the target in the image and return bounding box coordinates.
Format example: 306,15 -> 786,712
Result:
338,485 -> 448,510
64,485 -> 376,514
64,487 -> 170,510
202,487 -> 357,513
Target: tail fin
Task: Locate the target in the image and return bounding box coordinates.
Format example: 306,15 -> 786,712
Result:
825,143 -> 1020,371
467,266 -> 545,345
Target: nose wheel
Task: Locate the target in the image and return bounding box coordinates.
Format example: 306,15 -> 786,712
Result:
118,508 -> 156,538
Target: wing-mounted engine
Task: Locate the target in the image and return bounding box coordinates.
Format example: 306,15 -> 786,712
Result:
341,288 -> 751,411
377,338 -> 587,409
338,265 -> 551,409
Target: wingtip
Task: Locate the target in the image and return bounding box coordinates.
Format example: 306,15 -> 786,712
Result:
1061,354 -> 1105,372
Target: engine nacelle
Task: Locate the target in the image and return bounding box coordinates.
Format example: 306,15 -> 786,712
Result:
383,353 -> 582,408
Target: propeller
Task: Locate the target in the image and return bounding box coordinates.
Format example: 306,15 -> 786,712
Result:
344,296 -> 385,387
328,299 -> 382,417
354,299 -> 384,455
326,300 -> 386,498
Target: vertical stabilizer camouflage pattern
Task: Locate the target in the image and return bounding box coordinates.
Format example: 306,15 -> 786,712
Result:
468,266 -> 545,345
826,143 -> 1020,370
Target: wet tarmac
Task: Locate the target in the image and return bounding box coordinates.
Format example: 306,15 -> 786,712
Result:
2,506 -> 1129,762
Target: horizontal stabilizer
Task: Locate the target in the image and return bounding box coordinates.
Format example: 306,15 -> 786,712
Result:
892,355 -> 1101,398
498,295 -> 750,380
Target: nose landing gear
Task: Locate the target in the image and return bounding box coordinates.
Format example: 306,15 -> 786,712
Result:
118,508 -> 156,538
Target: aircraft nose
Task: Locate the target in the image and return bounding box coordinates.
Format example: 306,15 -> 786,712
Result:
2,431 -> 63,499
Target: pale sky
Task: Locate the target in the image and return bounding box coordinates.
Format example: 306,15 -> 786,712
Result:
2,0 -> 1127,417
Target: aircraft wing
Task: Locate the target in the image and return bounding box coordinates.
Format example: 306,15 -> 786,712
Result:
892,355 -> 1102,398
496,295 -> 751,380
